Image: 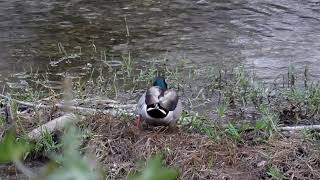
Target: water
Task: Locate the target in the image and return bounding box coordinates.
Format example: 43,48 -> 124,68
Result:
1,0 -> 320,88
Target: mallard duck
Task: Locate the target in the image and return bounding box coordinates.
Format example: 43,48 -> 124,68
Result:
136,76 -> 182,128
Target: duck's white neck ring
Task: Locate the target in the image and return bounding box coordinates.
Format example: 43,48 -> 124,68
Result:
146,104 -> 168,118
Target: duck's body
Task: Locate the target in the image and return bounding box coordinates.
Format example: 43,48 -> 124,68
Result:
136,77 -> 182,127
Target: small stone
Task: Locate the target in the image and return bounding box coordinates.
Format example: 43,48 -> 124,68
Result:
257,160 -> 267,167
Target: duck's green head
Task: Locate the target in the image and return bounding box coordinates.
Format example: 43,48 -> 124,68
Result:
153,76 -> 167,90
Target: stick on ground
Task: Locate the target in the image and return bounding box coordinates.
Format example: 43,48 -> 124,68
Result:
27,113 -> 85,140
279,125 -> 320,131
0,94 -> 136,116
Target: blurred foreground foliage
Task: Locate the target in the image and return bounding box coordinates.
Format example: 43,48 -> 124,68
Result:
128,154 -> 178,180
0,126 -> 178,180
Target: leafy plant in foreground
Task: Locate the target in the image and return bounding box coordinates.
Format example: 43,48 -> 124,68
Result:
128,154 -> 178,180
0,126 -> 103,180
39,126 -> 103,180
0,130 -> 34,179
0,130 -> 30,163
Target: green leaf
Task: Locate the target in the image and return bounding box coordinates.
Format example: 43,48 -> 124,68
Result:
267,166 -> 284,180
41,126 -> 103,180
128,154 -> 178,180
0,130 -> 31,163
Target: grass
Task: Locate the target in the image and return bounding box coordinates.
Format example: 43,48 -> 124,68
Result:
225,123 -> 242,143
0,120 -> 180,180
256,104 -> 279,137
180,112 -> 219,140
302,129 -> 320,145
1,100 -> 320,179
267,166 -> 284,180
83,114 -> 320,179
33,130 -> 62,156
0,116 -> 4,128
216,100 -> 227,118
1,47 -> 320,179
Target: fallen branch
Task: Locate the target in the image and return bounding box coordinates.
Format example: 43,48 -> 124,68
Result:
1,94 -> 136,138
27,113 -> 85,140
0,94 -> 136,116
70,98 -> 119,104
35,93 -> 63,103
279,125 -> 320,131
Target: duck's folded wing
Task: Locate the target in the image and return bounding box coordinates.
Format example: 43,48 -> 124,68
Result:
136,92 -> 146,114
159,90 -> 179,111
172,100 -> 182,121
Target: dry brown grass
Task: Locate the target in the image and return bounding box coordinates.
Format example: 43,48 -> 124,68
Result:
1,113 -> 320,180
84,114 -> 320,180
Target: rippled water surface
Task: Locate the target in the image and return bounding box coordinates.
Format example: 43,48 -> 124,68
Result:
1,0 -> 320,86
